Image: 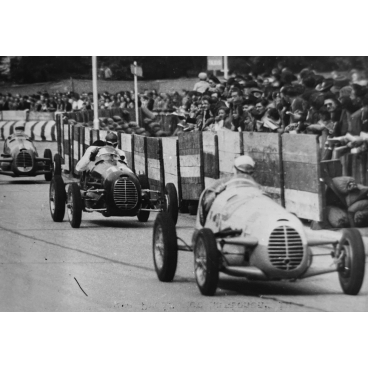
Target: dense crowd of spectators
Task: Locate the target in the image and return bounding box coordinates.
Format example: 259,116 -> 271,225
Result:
170,68 -> 368,138
1,66 -> 368,144
0,89 -> 180,113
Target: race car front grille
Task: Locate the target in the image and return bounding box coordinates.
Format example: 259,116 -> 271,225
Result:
113,178 -> 138,210
268,226 -> 304,271
15,151 -> 33,172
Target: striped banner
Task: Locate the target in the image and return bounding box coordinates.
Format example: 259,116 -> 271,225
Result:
0,120 -> 56,141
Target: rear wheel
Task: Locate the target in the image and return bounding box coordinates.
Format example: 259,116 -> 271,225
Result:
153,213 -> 178,282
338,228 -> 365,295
164,183 -> 178,225
194,228 -> 219,296
49,176 -> 66,222
44,149 -> 53,181
54,153 -> 62,176
137,174 -> 150,223
67,183 -> 83,228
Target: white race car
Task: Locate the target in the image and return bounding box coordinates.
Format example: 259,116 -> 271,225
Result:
152,176 -> 366,296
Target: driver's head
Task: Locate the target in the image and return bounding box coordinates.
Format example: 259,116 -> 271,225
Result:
233,155 -> 256,176
105,132 -> 118,148
14,121 -> 25,133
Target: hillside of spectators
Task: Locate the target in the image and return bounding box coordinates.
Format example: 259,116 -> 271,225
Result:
2,66 -> 368,152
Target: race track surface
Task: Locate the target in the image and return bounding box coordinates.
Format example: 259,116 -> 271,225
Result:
1,142 -> 368,312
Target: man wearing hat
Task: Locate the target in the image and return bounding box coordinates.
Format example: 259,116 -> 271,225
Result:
193,72 -> 210,94
76,132 -> 126,172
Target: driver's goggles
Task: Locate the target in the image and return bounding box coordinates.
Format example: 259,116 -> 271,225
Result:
106,141 -> 118,148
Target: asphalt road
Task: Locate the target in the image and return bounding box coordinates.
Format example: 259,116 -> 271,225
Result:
1,142 -> 368,312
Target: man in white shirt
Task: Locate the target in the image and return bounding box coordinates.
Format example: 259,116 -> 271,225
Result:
72,93 -> 84,111
76,133 -> 126,172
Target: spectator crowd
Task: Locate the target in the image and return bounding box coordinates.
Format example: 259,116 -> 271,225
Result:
1,66 -> 368,148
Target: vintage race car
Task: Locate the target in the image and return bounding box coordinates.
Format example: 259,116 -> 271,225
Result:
0,131 -> 53,180
49,145 -> 178,228
152,175 -> 366,296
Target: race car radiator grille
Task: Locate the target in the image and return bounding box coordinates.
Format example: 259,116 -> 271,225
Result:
268,226 -> 304,271
114,178 -> 138,210
16,151 -> 32,172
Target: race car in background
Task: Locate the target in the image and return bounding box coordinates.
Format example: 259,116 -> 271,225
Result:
152,175 -> 366,296
0,123 -> 54,181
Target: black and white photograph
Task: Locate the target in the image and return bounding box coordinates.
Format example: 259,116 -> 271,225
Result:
1,1 -> 367,367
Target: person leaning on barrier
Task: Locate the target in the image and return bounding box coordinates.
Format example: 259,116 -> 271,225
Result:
76,132 -> 126,172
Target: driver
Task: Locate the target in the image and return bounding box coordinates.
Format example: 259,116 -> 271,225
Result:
76,132 -> 126,172
4,121 -> 29,153
201,155 -> 260,222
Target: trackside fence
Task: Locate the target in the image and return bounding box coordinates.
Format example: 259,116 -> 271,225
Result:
57,110 -> 368,222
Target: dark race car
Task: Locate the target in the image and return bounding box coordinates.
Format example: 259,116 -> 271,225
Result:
0,131 -> 53,181
49,145 -> 178,228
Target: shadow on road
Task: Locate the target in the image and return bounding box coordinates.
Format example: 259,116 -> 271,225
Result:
0,179 -> 49,185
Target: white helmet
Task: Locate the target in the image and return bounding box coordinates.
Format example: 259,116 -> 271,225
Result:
234,155 -> 255,175
14,121 -> 25,131
198,72 -> 208,81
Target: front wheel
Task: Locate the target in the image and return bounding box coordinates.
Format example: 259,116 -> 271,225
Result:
67,183 -> 83,228
194,228 -> 219,296
164,183 -> 178,225
49,176 -> 66,222
153,213 -> 178,282
44,149 -> 53,181
338,228 -> 365,295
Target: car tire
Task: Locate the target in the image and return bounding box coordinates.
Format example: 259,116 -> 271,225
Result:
67,183 -> 83,228
153,213 -> 178,282
54,153 -> 62,176
44,149 -> 53,181
49,176 -> 66,222
338,228 -> 365,295
137,174 -> 150,223
194,228 -> 219,296
164,183 -> 178,225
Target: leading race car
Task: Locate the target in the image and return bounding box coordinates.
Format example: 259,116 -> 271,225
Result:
152,175 -> 366,296
49,144 -> 178,228
0,124 -> 53,181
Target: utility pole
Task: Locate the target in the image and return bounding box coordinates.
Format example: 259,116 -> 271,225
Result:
92,56 -> 99,130
224,56 -> 228,79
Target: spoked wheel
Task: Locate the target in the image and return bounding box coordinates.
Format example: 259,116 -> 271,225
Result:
164,183 -> 178,225
153,213 -> 178,282
67,183 -> 83,228
137,174 -> 150,223
49,176 -> 66,222
194,228 -> 219,296
54,153 -> 62,176
338,228 -> 365,295
44,149 -> 53,181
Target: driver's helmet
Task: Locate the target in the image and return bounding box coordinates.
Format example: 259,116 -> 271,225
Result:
14,121 -> 26,133
234,155 -> 255,175
105,132 -> 118,148
96,146 -> 119,162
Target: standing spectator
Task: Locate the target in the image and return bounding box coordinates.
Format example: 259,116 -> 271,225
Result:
104,67 -> 112,80
193,72 -> 210,94
72,93 -> 84,111
62,94 -> 72,112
